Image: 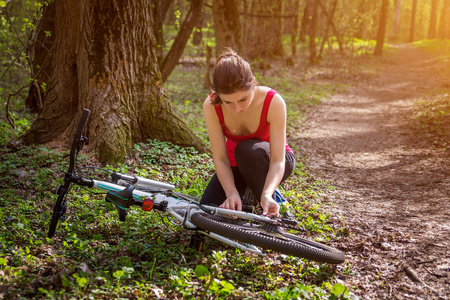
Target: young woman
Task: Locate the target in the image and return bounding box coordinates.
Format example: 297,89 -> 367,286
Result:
201,49 -> 295,217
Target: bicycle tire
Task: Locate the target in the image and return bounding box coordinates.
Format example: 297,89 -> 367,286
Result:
191,213 -> 345,264
48,214 -> 59,238
48,197 -> 66,238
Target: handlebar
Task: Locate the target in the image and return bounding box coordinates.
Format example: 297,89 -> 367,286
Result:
75,108 -> 90,138
68,109 -> 90,174
48,108 -> 91,238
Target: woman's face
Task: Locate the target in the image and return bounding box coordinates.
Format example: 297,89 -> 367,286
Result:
219,88 -> 255,113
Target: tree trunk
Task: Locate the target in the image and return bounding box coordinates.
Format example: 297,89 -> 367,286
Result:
308,0 -> 318,64
291,0 -> 300,57
392,0 -> 401,37
203,45 -> 212,89
299,1 -> 312,43
428,0 -> 439,39
245,0 -> 285,58
160,0 -> 203,82
243,0 -> 249,56
374,0 -> 389,56
438,0 -> 450,39
410,0 -> 417,42
212,0 -> 243,55
25,2 -> 55,113
318,0 -> 337,59
317,0 -> 343,54
192,7 -> 204,46
22,0 -> 206,165
152,0 -> 164,63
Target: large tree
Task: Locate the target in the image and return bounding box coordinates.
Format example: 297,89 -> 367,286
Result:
308,0 -> 319,64
245,0 -> 285,58
410,0 -> 418,42
159,0 -> 203,82
428,0 -> 439,39
374,0 -> 389,56
212,0 -> 243,56
392,0 -> 401,38
22,0 -> 206,164
438,0 -> 450,39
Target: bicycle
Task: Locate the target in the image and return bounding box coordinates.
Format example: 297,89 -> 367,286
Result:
48,108 -> 345,264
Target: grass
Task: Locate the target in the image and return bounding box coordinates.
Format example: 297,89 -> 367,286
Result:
411,91 -> 450,148
409,40 -> 450,149
0,143 -> 351,299
8,36 -> 448,299
0,57 -> 361,298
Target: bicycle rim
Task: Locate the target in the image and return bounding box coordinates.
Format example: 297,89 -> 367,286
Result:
48,214 -> 60,238
191,213 -> 345,264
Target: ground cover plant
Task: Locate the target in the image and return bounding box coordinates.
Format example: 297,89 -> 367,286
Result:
0,37 -> 448,299
0,52 -> 362,298
2,37 -> 449,299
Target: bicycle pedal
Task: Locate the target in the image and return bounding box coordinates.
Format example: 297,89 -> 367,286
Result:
189,233 -> 205,252
281,211 -> 297,226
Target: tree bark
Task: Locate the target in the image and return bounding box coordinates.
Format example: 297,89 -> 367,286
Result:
291,0 -> 300,57
308,0 -> 318,64
22,0 -> 206,165
299,1 -> 312,43
160,0 -> 203,82
212,0 -> 243,56
392,0 -> 401,38
374,0 -> 389,56
410,0 -> 417,42
428,0 -> 439,39
245,0 -> 285,58
151,0 -> 164,63
318,0 -> 337,59
438,0 -> 450,39
317,0 -> 343,54
24,2 -> 55,113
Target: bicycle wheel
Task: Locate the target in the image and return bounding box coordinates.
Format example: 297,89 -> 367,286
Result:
48,211 -> 60,238
190,213 -> 345,264
48,192 -> 67,238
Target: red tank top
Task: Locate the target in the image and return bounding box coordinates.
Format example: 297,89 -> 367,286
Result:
214,89 -> 293,166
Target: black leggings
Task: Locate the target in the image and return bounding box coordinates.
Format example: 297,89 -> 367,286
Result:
200,139 -> 296,206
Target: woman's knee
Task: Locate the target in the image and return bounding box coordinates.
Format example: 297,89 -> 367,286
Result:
235,140 -> 269,164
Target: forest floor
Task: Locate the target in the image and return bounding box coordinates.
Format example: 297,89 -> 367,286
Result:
293,44 -> 450,299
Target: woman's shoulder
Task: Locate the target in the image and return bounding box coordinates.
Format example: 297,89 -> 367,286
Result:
257,86 -> 284,103
203,95 -> 215,108
203,96 -> 219,119
257,86 -> 272,94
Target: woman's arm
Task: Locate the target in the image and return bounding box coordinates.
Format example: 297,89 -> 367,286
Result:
203,98 -> 242,210
260,93 -> 288,216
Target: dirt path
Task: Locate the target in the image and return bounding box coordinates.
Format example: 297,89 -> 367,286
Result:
294,45 -> 450,299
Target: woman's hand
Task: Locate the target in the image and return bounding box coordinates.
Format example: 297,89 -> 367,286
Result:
261,194 -> 279,217
219,193 -> 242,211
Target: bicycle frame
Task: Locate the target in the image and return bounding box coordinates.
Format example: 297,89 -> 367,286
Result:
50,108 -> 346,264
90,176 -> 275,255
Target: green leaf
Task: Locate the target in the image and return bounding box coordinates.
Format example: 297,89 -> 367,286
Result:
0,1 -> 6,8
220,280 -> 235,292
194,264 -> 209,279
331,283 -> 348,297
122,266 -> 134,274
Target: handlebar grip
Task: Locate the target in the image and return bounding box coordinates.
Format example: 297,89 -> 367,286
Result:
75,108 -> 90,138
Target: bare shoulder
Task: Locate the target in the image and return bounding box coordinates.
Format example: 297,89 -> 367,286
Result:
203,96 -> 214,110
267,90 -> 286,123
268,89 -> 286,110
258,86 -> 272,94
203,96 -> 219,123
259,86 -> 285,104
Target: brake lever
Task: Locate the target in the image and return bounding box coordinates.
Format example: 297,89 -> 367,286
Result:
76,135 -> 88,152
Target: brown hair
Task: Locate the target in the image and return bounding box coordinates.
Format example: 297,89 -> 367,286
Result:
210,49 -> 256,105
